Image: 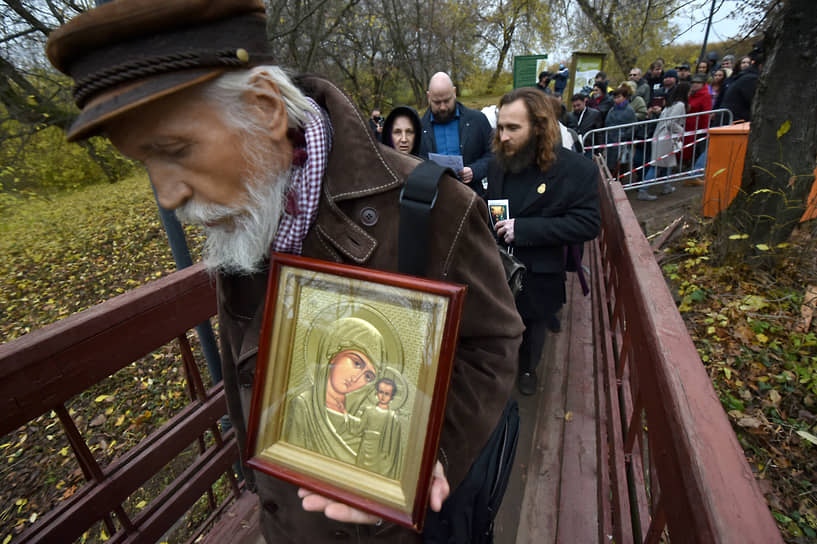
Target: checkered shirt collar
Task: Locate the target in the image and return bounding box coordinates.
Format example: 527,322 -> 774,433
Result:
272,97 -> 332,254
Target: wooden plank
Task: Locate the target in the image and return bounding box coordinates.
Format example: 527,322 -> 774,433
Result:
515,280 -> 572,543
590,239 -> 632,544
556,274 -> 599,543
200,492 -> 263,544
120,435 -> 239,544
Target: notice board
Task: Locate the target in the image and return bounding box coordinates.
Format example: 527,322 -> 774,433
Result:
513,54 -> 549,89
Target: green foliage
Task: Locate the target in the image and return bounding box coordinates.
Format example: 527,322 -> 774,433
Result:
0,173 -> 203,342
461,69 -> 513,97
0,123 -> 135,196
0,175 -> 211,542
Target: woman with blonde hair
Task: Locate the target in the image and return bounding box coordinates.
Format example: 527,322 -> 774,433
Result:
622,81 -> 647,121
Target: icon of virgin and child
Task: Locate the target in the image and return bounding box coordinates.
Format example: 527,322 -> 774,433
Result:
282,307 -> 408,480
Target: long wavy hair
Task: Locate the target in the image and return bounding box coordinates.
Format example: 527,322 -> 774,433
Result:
493,87 -> 560,171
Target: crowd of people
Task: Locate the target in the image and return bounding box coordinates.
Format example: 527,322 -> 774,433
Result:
367,47 -> 764,391
544,50 -> 763,200
375,48 -> 763,203
372,73 -> 600,402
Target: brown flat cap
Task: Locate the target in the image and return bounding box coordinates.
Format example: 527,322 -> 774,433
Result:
47,0 -> 270,141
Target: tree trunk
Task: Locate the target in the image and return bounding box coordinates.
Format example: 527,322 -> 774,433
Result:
574,0 -> 637,72
719,0 -> 817,262
488,23 -> 514,92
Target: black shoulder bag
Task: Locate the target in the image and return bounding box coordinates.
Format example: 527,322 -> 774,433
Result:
398,161 -> 519,544
498,244 -> 525,298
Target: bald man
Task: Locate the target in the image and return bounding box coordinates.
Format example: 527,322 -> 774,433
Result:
419,72 -> 494,196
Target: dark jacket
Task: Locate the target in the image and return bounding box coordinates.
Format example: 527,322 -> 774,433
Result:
588,93 -> 613,117
419,102 -> 494,195
645,71 -> 664,99
722,65 -> 759,122
567,106 -> 603,136
218,74 -> 523,543
381,105 -> 422,156
605,103 -> 637,136
486,147 -> 600,318
553,67 -> 569,95
567,106 -> 604,151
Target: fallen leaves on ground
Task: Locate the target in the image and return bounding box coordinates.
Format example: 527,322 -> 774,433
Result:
0,175 -> 219,543
662,226 -> 817,542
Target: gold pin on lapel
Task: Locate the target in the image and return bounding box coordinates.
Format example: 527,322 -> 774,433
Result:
537,183 -> 547,194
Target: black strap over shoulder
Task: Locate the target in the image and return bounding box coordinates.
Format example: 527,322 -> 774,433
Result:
398,161 -> 454,276
398,160 -> 520,543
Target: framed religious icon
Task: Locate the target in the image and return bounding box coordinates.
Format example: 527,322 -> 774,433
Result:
245,253 -> 467,531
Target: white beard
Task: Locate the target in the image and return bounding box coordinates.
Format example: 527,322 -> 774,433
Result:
175,166 -> 291,275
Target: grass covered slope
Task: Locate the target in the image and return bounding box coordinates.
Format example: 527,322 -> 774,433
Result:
1,175 -> 211,543
1,174 -> 203,342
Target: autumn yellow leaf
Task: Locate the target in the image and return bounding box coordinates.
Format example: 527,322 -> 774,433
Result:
756,333 -> 769,343
739,295 -> 768,312
776,120 -> 791,139
796,430 -> 817,446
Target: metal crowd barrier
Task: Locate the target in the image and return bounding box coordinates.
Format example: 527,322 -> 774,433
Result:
581,109 -> 733,191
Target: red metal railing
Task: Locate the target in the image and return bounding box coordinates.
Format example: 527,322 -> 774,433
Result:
590,161 -> 783,543
0,264 -> 240,543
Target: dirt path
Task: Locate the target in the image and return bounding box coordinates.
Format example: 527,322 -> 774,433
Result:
627,182 -> 706,236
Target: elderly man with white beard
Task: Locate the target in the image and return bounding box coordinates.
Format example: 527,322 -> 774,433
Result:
46,1 -> 523,542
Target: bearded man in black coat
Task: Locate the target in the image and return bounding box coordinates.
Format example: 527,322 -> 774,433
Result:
488,88 -> 601,395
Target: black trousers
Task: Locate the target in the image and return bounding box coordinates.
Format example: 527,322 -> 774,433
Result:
518,317 -> 548,373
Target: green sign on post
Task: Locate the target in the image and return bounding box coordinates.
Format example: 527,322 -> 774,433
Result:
513,54 -> 548,89
568,52 -> 606,99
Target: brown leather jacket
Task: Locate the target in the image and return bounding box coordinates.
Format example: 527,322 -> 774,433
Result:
217,74 -> 523,543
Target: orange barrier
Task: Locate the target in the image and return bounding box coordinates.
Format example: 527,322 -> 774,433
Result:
703,122 -> 817,222
803,168 -> 817,221
702,123 -> 750,217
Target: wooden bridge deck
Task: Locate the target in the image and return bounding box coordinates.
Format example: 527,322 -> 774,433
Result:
495,273 -> 598,543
